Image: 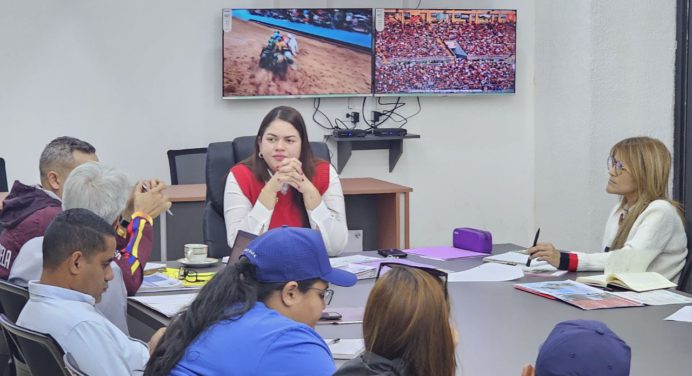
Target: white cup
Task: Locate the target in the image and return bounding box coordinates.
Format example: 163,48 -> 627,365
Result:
184,244 -> 208,263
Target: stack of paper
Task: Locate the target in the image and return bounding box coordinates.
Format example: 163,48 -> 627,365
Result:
140,273 -> 185,292
325,338 -> 365,360
338,263 -> 377,279
129,293 -> 198,318
329,255 -> 380,280
484,251 -> 548,267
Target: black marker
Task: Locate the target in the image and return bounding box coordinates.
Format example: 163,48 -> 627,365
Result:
527,228 -> 540,267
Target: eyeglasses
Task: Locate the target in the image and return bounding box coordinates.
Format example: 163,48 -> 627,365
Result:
376,262 -> 449,299
307,287 -> 334,305
607,156 -> 626,175
178,266 -> 209,283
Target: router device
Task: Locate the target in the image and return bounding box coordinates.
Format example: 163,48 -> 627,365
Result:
372,128 -> 407,137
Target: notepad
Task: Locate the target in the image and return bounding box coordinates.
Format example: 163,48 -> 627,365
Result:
576,272 -> 676,292
325,338 -> 365,360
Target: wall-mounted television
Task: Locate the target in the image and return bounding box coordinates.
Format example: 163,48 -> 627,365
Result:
374,9 -> 516,95
222,9 -> 373,99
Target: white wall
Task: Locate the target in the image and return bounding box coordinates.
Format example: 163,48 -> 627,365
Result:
0,0 -> 676,250
534,0 -> 676,252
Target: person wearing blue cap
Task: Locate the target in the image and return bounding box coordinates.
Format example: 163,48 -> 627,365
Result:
521,319 -> 631,376
144,227 -> 357,376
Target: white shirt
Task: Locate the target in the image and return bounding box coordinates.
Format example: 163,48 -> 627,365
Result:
9,236 -> 130,334
17,282 -> 148,376
574,200 -> 688,282
224,164 -> 348,256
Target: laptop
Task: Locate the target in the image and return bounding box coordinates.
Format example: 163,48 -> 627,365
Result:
228,230 -> 258,266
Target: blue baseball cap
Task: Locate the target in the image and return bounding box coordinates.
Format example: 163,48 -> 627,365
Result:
535,320 -> 631,376
242,227 -> 357,287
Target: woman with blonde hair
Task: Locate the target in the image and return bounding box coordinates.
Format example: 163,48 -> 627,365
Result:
334,264 -> 457,376
528,136 -> 688,281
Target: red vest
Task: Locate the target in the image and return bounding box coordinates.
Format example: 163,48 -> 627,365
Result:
230,161 -> 330,229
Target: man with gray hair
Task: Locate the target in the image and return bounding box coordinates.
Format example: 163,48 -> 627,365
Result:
10,161 -> 170,333
0,136 -> 97,279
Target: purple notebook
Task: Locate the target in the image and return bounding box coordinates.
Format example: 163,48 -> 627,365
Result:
405,246 -> 487,261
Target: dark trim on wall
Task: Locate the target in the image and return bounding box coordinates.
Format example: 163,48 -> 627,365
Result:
674,0 -> 690,204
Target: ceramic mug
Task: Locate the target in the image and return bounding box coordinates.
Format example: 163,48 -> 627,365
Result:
184,244 -> 208,263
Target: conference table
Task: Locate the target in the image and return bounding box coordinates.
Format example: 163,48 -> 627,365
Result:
127,244 -> 692,376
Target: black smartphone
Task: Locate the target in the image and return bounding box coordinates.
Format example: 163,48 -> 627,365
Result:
320,311 -> 342,321
377,248 -> 408,258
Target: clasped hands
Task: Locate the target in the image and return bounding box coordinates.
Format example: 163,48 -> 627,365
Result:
264,158 -> 320,210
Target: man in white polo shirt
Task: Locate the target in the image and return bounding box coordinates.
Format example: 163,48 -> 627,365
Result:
16,208 -> 163,375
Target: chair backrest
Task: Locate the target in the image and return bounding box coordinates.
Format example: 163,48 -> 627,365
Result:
0,281 -> 29,323
203,141 -> 235,258
0,314 -> 68,376
0,158 -> 7,192
202,138 -> 331,258
167,148 -> 208,185
678,251 -> 692,293
63,353 -> 87,376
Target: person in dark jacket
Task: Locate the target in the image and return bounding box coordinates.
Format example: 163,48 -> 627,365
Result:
334,265 -> 458,376
0,136 -> 97,279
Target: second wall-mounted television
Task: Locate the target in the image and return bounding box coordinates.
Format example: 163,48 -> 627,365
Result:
222,9 -> 373,99
374,9 -> 517,95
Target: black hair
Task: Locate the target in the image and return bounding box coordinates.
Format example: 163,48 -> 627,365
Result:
39,136 -> 96,179
144,257 -> 319,375
42,208 -> 117,269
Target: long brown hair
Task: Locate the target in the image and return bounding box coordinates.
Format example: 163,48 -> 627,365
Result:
241,106 -> 318,182
363,267 -> 457,376
610,137 -> 684,249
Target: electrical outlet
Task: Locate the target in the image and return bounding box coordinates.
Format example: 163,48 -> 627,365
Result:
346,112 -> 359,124
372,111 -> 382,123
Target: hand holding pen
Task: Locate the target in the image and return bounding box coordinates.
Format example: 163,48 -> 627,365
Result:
527,233 -> 562,268
134,180 -> 173,218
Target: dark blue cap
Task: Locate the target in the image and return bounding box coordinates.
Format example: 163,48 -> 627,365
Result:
242,227 -> 357,287
536,320 -> 631,376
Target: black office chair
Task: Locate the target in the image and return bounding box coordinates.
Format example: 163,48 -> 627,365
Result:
0,158 -> 7,193
0,314 -> 69,376
678,251 -> 692,293
203,137 -> 331,258
0,281 -> 29,324
167,148 -> 208,185
63,353 -> 87,376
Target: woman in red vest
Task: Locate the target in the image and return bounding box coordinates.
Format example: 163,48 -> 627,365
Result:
224,106 -> 348,256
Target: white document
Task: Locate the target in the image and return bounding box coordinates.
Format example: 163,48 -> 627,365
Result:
130,293 -> 198,318
448,263 -> 524,282
483,251 -> 548,267
325,338 -> 365,360
329,255 -> 380,268
664,306 -> 692,322
612,290 -> 692,306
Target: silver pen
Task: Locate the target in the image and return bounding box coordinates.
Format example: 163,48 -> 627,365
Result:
142,183 -> 174,216
326,338 -> 341,345
267,169 -> 289,195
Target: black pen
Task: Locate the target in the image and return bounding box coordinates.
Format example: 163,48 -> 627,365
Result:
526,228 -> 540,267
